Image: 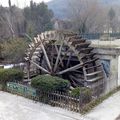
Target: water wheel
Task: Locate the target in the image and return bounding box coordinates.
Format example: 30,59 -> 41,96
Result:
25,30 -> 106,95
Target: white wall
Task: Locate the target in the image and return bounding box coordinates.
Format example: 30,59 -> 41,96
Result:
118,56 -> 120,85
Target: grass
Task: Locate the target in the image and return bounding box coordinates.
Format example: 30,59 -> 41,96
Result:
81,86 -> 120,114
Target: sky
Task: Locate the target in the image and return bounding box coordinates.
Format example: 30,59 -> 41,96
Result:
0,0 -> 52,8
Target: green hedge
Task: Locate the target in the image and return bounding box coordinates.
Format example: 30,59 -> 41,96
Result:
0,68 -> 24,90
31,75 -> 70,92
0,84 -> 2,90
71,87 -> 92,103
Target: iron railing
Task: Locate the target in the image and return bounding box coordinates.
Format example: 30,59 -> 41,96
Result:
6,82 -> 96,113
80,33 -> 120,40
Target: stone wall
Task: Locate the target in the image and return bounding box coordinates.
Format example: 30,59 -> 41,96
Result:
91,40 -> 120,93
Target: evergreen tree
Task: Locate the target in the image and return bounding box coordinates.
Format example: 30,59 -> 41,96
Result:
24,1 -> 54,37
108,7 -> 116,31
8,0 -> 11,7
108,7 -> 115,21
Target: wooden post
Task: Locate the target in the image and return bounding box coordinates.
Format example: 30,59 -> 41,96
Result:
54,43 -> 63,72
27,61 -> 30,81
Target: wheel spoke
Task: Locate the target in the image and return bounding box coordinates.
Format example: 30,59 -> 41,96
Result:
66,52 -> 72,67
40,41 -> 52,71
30,60 -> 50,74
54,42 -> 63,72
56,63 -> 82,75
55,45 -> 64,67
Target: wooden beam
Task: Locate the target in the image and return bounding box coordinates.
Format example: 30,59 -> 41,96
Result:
54,43 -> 63,72
30,60 -> 50,74
40,40 -> 52,71
38,34 -> 52,71
57,63 -> 82,75
55,45 -> 64,67
66,52 -> 72,67
34,37 -> 38,43
69,75 -> 83,83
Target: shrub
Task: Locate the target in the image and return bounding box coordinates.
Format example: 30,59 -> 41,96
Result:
0,68 -> 24,90
71,87 -> 92,103
81,86 -> 120,114
2,38 -> 28,63
0,84 -> 2,90
31,75 -> 70,92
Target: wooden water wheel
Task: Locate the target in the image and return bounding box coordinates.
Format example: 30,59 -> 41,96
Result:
25,30 -> 106,95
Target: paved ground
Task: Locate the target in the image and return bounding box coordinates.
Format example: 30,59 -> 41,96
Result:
1,91 -> 120,120
116,115 -> 120,120
86,91 -> 120,120
0,91 -> 87,120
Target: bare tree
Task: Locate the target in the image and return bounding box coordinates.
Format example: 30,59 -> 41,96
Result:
107,7 -> 118,32
8,0 -> 15,37
0,6 -> 11,39
0,5 -> 25,39
68,0 -> 106,33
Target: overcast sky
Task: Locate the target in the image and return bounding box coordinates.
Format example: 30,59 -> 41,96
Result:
0,0 -> 52,8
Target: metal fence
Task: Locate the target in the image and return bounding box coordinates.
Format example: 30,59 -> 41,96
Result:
80,33 -> 120,40
6,82 -> 94,113
37,91 -> 82,112
7,82 -> 36,96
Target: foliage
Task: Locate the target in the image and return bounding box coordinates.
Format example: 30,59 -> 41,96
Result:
0,44 -> 3,61
0,84 -> 2,90
24,1 -> 54,37
0,1 -> 53,39
71,87 -> 92,103
0,68 -> 24,90
71,87 -> 80,97
108,7 -> 116,31
2,38 -> 28,63
67,0 -> 115,33
0,5 -> 26,39
108,7 -> 116,21
31,75 -> 70,92
81,86 -> 120,114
